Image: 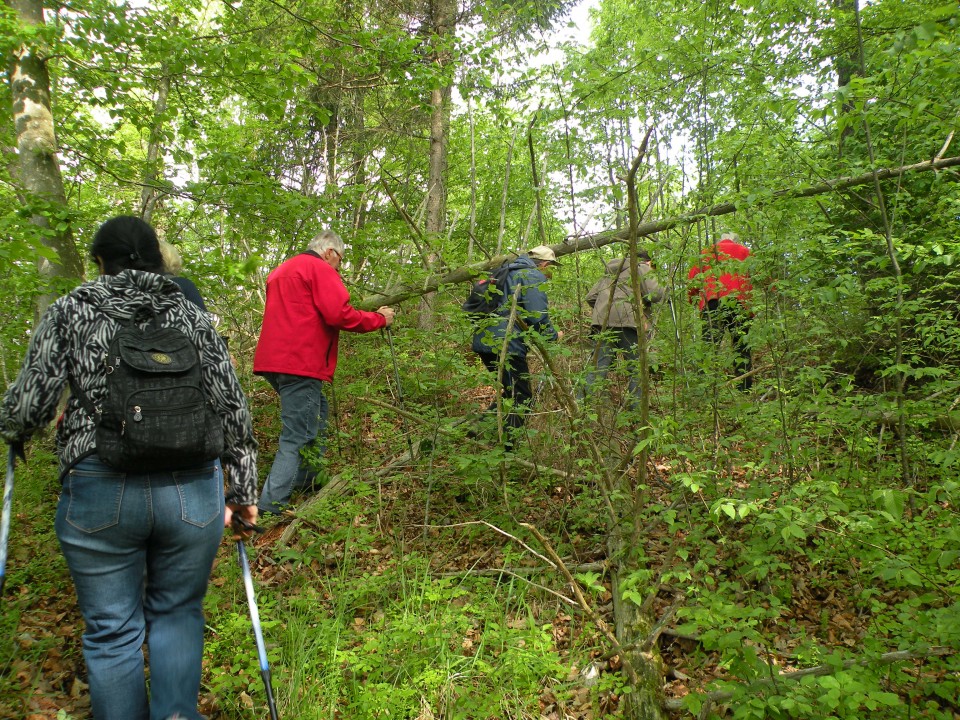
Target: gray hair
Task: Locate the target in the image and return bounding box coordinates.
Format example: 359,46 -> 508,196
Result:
720,232 -> 740,243
308,230 -> 345,256
158,240 -> 183,275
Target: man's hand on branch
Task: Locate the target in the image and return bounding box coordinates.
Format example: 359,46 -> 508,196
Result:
377,306 -> 396,326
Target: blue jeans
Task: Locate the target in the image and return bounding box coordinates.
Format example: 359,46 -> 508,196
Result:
55,456 -> 224,720
258,373 -> 328,514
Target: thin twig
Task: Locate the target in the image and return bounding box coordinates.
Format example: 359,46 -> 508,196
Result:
418,520 -> 555,567
521,522 -> 639,684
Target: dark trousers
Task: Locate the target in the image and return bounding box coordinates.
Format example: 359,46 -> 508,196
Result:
701,299 -> 753,389
478,352 -> 533,432
583,327 -> 643,408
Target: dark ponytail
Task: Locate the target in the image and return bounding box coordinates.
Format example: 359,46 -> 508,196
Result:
90,216 -> 165,276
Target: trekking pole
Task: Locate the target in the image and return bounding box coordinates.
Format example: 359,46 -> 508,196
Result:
232,517 -> 279,720
1,444 -> 24,596
0,447 -> 15,596
329,380 -> 342,458
383,326 -> 415,460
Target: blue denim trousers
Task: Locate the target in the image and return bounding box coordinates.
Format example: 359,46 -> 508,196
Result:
258,373 -> 328,514
55,456 -> 224,720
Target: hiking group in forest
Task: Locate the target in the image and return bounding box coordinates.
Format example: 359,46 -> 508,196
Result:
0,215 -> 753,720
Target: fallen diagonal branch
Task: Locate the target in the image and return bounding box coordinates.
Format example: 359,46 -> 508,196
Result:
437,560 -> 607,578
276,438 -> 423,546
356,155 -> 960,310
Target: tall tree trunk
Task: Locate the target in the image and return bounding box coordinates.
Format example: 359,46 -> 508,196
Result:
417,0 -> 454,330
832,0 -> 860,157
615,133 -> 667,720
139,58 -> 173,224
7,0 -> 84,315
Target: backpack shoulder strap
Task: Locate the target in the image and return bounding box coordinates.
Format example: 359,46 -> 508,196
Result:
66,303 -> 149,421
52,296 -> 102,421
68,373 -> 100,421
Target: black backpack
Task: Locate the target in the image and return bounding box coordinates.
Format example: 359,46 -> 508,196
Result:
71,305 -> 224,472
462,264 -> 512,319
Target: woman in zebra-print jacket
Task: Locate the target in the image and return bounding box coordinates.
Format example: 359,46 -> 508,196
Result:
0,215 -> 259,720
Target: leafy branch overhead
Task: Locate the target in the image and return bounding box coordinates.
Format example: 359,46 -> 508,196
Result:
355,154 -> 960,310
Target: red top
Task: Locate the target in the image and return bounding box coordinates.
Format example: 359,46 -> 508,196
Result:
253,252 -> 386,381
687,238 -> 752,310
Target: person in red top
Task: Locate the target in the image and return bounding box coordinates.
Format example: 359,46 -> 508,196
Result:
688,232 -> 754,389
253,230 -> 395,513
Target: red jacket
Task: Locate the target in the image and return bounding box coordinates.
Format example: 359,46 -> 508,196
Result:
253,252 -> 386,381
687,238 -> 752,311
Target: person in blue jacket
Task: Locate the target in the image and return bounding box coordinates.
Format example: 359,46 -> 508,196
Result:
470,245 -> 562,442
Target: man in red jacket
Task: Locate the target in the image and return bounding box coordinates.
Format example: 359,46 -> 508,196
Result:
253,230 -> 395,514
688,232 -> 754,390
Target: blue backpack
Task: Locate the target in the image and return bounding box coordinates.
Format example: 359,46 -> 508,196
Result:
462,264 -> 512,319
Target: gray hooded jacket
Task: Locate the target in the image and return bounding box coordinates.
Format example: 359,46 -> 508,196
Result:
586,258 -> 664,331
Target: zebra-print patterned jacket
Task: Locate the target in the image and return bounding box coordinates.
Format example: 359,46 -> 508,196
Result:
0,270 -> 259,506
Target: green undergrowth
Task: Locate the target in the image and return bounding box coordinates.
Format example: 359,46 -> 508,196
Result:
205,480 -> 587,720
0,445 -> 84,720
629,383 -> 960,720
2,349 -> 959,720
199,384 -> 960,720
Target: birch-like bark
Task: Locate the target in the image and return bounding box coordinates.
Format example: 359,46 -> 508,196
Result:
8,0 -> 85,315
139,63 -> 172,224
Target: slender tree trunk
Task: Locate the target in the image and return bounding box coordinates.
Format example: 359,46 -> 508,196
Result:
832,0 -> 860,157
608,530 -> 667,720
425,83 -> 451,240
618,132 -> 667,720
7,0 -> 84,315
495,125 -> 519,255
417,0 -> 454,329
467,101 -> 476,262
139,48 -> 173,224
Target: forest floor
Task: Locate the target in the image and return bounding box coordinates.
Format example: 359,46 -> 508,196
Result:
1,470 -> 934,720
1,381 -> 958,719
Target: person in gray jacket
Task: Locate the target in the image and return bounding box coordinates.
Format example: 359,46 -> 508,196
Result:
582,251 -> 664,407
470,245 -> 561,441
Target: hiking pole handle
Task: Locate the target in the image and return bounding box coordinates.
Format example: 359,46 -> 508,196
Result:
233,516 -> 265,535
